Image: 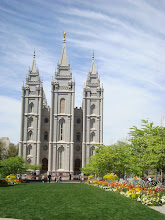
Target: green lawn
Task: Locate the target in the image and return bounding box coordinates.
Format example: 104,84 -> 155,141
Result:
0,183 -> 164,220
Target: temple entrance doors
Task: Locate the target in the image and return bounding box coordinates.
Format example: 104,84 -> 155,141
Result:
74,159 -> 81,174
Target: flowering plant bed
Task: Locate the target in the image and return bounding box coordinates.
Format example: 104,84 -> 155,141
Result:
85,179 -> 165,206
0,179 -> 8,187
5,174 -> 25,185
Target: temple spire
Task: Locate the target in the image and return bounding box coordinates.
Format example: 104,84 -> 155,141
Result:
60,32 -> 68,66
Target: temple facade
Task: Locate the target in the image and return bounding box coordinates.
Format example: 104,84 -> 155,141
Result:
19,35 -> 104,176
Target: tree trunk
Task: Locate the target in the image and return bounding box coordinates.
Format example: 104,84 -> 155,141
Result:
161,168 -> 165,185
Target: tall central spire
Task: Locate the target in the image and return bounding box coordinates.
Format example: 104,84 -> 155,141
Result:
60,32 -> 68,66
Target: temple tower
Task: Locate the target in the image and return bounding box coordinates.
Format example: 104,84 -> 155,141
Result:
48,34 -> 75,175
82,53 -> 104,168
19,52 -> 49,166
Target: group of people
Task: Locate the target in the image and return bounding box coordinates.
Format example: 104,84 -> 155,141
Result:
42,174 -> 61,183
54,176 -> 61,183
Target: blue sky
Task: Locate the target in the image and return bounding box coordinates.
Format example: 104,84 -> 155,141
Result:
0,0 -> 165,145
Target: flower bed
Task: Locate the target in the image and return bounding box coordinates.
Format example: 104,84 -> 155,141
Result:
0,179 -> 8,187
85,179 -> 165,206
0,174 -> 25,186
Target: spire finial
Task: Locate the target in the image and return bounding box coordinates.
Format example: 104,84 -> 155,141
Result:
31,49 -> 37,73
63,31 -> 66,39
33,49 -> 35,58
90,50 -> 97,74
60,32 -> 68,66
63,31 -> 66,43
92,50 -> 94,60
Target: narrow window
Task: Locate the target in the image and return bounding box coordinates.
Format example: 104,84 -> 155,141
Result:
60,98 -> 65,113
76,132 -> 80,142
29,103 -> 34,113
77,118 -> 81,124
44,132 -> 48,141
27,145 -> 32,155
91,132 -> 95,142
91,146 -> 95,156
90,119 -> 95,128
29,118 -> 33,127
59,149 -> 62,169
44,118 -> 49,123
28,131 -> 32,140
60,123 -> 63,140
91,104 -> 95,114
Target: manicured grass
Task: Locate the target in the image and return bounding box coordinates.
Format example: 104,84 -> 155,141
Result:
0,183 -> 165,220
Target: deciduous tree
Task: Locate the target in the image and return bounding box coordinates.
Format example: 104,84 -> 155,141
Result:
128,120 -> 165,182
0,156 -> 25,177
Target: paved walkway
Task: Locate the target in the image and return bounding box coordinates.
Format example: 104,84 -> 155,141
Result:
0,219 -> 21,220
149,205 -> 165,215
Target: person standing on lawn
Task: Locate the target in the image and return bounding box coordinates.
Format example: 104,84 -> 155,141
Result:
42,175 -> 45,183
48,174 -> 51,183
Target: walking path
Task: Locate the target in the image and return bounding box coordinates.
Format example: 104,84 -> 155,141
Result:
149,205 -> 165,215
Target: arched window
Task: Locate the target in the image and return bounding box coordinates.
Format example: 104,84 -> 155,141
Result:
28,117 -> 33,127
90,104 -> 95,114
29,103 -> 34,113
27,145 -> 32,155
90,146 -> 95,156
59,149 -> 62,169
90,118 -> 95,129
91,132 -> 95,142
60,122 -> 64,140
58,146 -> 64,169
28,131 -> 33,140
60,98 -> 65,113
76,132 -> 80,142
44,132 -> 48,141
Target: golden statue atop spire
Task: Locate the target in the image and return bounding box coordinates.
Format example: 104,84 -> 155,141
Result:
63,31 -> 66,39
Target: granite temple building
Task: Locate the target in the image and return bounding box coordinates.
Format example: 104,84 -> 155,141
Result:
19,34 -> 104,176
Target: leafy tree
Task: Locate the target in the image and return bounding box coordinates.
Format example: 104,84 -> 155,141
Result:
128,120 -> 165,181
110,144 -> 131,178
0,156 -> 26,177
82,143 -> 131,178
7,144 -> 19,158
26,163 -> 42,171
0,142 -> 8,160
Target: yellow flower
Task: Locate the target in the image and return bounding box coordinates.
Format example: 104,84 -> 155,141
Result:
103,173 -> 118,180
131,193 -> 136,199
88,175 -> 94,179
